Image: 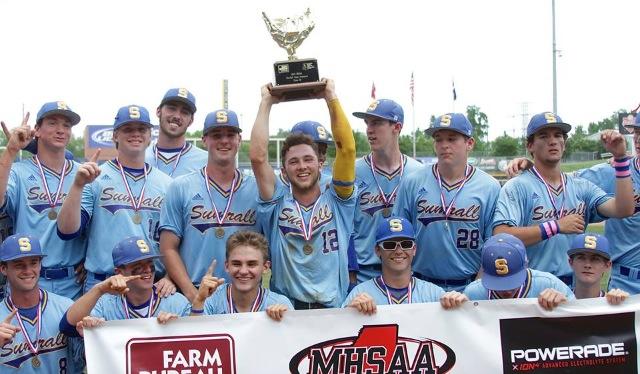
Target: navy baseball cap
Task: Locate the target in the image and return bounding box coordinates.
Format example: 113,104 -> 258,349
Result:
567,233 -> 611,260
113,105 -> 153,130
353,99 -> 404,124
36,101 -> 81,126
291,121 -> 332,144
112,236 -> 161,267
481,233 -> 528,291
424,113 -> 473,137
0,234 -> 47,262
630,113 -> 640,128
526,112 -> 571,137
375,216 -> 415,245
204,109 -> 242,134
159,88 -> 197,114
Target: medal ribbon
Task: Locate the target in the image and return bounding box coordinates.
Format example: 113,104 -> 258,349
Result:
531,166 -> 566,219
488,284 -> 528,300
154,143 -> 187,177
435,164 -> 472,221
291,185 -> 321,241
34,156 -> 68,211
116,159 -> 148,215
8,289 -> 43,357
121,288 -> 156,319
368,153 -> 405,208
203,167 -> 238,227
379,276 -> 412,304
227,286 -> 263,313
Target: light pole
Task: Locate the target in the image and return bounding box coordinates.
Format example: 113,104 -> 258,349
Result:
552,0 -> 558,114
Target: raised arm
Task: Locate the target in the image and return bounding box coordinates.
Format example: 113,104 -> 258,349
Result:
323,79 -> 355,199
249,84 -> 280,201
0,114 -> 33,207
57,150 -> 101,234
594,130 -> 634,218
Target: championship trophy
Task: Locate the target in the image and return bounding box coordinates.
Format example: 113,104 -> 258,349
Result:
262,8 -> 326,101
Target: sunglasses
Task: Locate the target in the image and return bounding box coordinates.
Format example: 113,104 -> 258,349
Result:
379,240 -> 414,251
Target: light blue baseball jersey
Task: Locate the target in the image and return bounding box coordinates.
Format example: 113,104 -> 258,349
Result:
159,168 -> 259,283
577,158 -> 640,293
91,289 -> 190,319
463,268 -> 576,300
393,164 -> 500,284
2,158 -> 86,298
203,284 -> 293,314
145,142 -> 208,178
341,276 -> 445,307
259,185 -> 356,308
0,290 -> 83,372
493,170 -> 610,277
353,155 -> 422,281
79,160 -> 171,275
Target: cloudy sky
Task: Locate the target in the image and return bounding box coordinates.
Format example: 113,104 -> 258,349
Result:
0,0 -> 637,140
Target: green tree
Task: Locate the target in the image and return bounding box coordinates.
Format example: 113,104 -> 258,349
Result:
586,110 -> 624,134
492,132 -> 520,156
466,105 -> 489,152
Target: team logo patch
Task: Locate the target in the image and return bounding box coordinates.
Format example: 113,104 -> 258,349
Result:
126,334 -> 236,374
289,324 -> 456,373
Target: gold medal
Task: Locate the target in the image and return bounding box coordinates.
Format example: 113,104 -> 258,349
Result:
382,207 -> 391,218
303,243 -> 313,255
215,227 -> 225,238
132,212 -> 142,225
31,356 -> 40,368
47,209 -> 58,220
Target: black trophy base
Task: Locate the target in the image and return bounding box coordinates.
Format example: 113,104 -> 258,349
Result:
272,58 -> 324,101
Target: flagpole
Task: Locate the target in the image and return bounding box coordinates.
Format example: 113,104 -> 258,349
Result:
410,72 -> 416,158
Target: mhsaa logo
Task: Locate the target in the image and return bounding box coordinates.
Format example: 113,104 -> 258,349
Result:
289,324 -> 456,374
126,334 -> 236,374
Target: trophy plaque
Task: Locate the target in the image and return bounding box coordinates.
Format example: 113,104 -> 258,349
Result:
262,8 -> 326,101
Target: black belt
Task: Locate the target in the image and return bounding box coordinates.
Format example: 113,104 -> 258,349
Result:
413,272 -> 476,287
91,272 -> 112,282
40,264 -> 79,280
292,298 -> 328,310
557,275 -> 573,286
359,264 -> 382,272
620,266 -> 640,280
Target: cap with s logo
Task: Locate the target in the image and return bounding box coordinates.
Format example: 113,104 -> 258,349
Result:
481,233 -> 527,291
352,99 -> 404,125
0,234 -> 47,261
291,121 -> 332,144
36,101 -> 81,126
159,88 -> 197,114
526,112 -> 571,137
203,109 -> 241,134
112,236 -> 162,267
375,216 -> 415,245
424,113 -> 473,137
113,105 -> 153,130
567,233 -> 611,260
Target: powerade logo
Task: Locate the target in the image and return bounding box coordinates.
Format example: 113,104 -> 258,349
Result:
500,313 -> 637,373
289,324 -> 456,374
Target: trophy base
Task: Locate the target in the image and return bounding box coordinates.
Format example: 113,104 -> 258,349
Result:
270,81 -> 327,102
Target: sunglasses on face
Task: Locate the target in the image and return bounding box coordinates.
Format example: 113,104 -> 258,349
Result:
379,240 -> 414,251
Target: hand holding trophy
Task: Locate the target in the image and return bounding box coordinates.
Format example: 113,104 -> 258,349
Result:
262,8 -> 326,101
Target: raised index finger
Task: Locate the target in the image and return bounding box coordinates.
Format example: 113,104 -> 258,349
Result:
2,309 -> 17,324
206,259 -> 217,276
123,274 -> 142,283
90,148 -> 101,163
21,112 -> 30,127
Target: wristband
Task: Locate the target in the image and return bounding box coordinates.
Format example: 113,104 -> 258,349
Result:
539,220 -> 559,240
612,157 -> 631,178
190,308 -> 204,314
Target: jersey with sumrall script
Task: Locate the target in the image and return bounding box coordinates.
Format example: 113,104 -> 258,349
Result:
463,269 -> 576,300
577,158 -> 640,293
2,158 -> 86,270
493,170 -> 610,277
0,290 -> 83,372
80,160 -> 171,274
91,289 -> 190,320
159,168 -> 259,283
353,155 -> 422,277
393,164 -> 500,282
341,277 -> 445,307
203,284 -> 293,314
258,185 -> 356,308
145,142 -> 208,178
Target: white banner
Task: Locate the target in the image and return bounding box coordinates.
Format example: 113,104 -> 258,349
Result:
85,295 -> 640,374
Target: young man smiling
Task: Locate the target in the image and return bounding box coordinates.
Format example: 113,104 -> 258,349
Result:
493,112 -> 634,286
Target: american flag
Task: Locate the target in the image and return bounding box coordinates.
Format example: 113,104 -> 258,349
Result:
409,72 -> 415,106
371,82 -> 376,99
